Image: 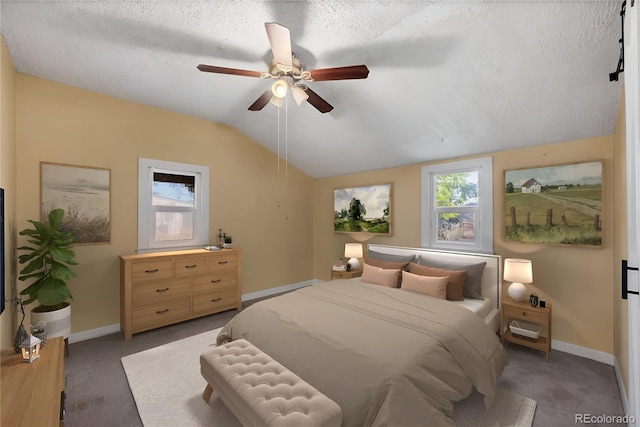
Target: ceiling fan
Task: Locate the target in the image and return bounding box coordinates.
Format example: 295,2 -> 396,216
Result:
197,22 -> 369,113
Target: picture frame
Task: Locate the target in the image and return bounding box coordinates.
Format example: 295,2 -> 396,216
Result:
334,183 -> 392,235
41,162 -> 111,245
504,161 -> 603,246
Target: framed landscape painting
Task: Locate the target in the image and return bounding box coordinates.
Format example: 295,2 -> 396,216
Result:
334,183 -> 392,235
504,161 -> 603,246
41,162 -> 111,245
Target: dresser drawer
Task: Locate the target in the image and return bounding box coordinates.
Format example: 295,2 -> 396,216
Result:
174,256 -> 208,277
131,260 -> 174,283
192,272 -> 237,294
192,288 -> 238,315
132,278 -> 191,306
132,297 -> 191,331
503,305 -> 548,325
209,252 -> 238,273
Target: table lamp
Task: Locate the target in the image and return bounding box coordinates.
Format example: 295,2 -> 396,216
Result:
344,243 -> 363,270
504,258 -> 533,302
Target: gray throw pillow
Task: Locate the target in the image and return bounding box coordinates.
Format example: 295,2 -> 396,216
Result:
417,255 -> 486,300
367,249 -> 416,264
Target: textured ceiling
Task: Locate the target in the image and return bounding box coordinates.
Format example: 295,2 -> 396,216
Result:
0,1 -> 623,178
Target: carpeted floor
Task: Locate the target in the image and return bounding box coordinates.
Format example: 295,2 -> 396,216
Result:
121,328 -> 536,427
64,301 -> 626,427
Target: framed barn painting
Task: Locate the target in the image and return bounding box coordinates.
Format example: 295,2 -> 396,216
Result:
41,162 -> 111,245
504,161 -> 603,246
334,183 -> 392,235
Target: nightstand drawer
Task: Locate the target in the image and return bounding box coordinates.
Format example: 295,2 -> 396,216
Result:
331,269 -> 362,280
503,305 -> 547,325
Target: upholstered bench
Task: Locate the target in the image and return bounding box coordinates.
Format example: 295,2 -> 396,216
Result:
200,338 -> 342,427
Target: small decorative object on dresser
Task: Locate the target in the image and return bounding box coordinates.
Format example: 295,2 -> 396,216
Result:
20,335 -> 42,363
528,293 -> 539,307
503,258 -> 533,302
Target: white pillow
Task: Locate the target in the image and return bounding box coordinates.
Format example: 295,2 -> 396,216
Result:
361,263 -> 401,288
401,270 -> 449,299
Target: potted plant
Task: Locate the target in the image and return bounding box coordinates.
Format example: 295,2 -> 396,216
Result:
18,208 -> 78,342
223,235 -> 233,249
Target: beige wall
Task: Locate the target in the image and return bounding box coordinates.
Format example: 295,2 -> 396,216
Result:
614,90 -> 629,392
313,136 -> 616,353
13,75 -> 314,337
0,37 -> 18,349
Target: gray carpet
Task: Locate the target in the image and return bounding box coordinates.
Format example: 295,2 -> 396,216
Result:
64,301 -> 625,427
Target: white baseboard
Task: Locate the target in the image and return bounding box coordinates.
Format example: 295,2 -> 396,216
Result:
69,323 -> 121,344
614,356 -> 630,416
552,339 -> 615,365
241,279 -> 322,302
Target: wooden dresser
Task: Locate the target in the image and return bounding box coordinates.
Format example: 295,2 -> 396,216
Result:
1,337 -> 65,426
120,248 -> 241,340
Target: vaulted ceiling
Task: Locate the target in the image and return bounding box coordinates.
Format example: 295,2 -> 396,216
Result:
0,1 -> 623,178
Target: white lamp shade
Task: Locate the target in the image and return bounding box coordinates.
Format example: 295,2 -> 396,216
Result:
292,85 -> 309,105
271,79 -> 288,98
345,243 -> 363,270
503,258 -> 533,283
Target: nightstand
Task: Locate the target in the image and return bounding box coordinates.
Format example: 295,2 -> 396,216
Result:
501,299 -> 552,361
331,269 -> 362,280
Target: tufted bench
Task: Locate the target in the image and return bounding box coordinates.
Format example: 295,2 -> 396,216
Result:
200,338 -> 342,427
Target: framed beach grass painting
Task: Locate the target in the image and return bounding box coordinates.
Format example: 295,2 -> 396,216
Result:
334,183 -> 392,235
41,162 -> 111,245
504,161 -> 603,246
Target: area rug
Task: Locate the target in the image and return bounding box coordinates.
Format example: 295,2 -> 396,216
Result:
122,328 -> 536,427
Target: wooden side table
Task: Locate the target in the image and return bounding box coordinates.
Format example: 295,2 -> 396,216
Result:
331,269 -> 362,280
501,299 -> 552,361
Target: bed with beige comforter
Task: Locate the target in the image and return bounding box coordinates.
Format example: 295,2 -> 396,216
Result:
217,280 -> 507,427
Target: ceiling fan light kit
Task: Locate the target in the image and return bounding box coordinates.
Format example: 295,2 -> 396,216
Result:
197,22 -> 369,113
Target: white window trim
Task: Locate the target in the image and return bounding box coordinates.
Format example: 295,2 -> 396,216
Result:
421,156 -> 493,253
138,158 -> 209,253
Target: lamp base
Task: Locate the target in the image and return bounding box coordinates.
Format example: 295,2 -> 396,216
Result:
347,258 -> 361,270
508,282 -> 527,302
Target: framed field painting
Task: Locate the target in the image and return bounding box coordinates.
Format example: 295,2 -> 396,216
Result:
334,183 -> 392,235
41,162 -> 111,245
504,161 -> 603,246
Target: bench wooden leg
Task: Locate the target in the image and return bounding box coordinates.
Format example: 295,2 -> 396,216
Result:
202,384 -> 214,403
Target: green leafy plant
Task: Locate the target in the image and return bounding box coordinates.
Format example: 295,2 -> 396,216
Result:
224,235 -> 232,244
18,208 -> 78,310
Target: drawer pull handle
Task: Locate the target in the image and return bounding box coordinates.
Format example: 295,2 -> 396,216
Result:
211,279 -> 222,283
185,264 -> 197,269
156,309 -> 169,314
218,261 -> 228,265
156,288 -> 169,293
145,269 -> 159,273
211,297 -> 222,302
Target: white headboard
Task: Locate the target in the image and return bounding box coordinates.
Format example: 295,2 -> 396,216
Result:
367,244 -> 502,309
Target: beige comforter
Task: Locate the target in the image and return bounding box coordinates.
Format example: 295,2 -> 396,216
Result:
217,280 -> 507,427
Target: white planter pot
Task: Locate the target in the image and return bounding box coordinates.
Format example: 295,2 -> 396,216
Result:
31,304 -> 71,340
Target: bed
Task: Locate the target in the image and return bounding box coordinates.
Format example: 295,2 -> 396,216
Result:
217,245 -> 507,427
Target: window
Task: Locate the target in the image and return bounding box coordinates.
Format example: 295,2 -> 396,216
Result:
138,158 -> 209,252
421,157 -> 493,253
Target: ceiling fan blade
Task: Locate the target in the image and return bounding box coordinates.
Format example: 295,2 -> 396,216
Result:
265,22 -> 292,68
197,64 -> 262,78
304,87 -> 334,113
308,65 -> 370,81
248,91 -> 272,111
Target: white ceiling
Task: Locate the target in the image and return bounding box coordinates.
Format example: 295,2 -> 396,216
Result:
0,1 -> 623,178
